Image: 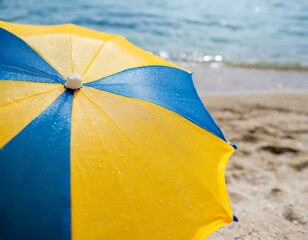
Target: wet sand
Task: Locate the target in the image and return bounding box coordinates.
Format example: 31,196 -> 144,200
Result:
182,63 -> 308,94
200,92 -> 308,239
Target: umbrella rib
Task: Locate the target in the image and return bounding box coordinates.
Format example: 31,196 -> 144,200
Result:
97,95 -> 183,182
99,98 -> 212,213
75,91 -> 143,231
79,91 -> 134,146
81,35 -> 119,78
100,95 -> 175,154
0,63 -> 64,83
122,99 -> 231,212
69,34 -> 74,74
95,92 -> 230,213
0,85 -> 62,108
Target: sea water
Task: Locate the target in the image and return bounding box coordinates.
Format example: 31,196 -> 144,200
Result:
1,0 -> 307,69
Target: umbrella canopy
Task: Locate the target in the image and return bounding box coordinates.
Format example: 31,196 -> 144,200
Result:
0,21 -> 236,240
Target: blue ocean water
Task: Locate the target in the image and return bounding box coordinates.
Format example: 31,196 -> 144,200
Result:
1,0 -> 307,69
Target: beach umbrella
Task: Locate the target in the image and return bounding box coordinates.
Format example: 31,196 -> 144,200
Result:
0,21 -> 237,240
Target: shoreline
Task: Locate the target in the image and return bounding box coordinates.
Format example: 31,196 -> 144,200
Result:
200,89 -> 308,97
161,54 -> 308,72
224,62 -> 308,72
175,62 -> 308,95
175,60 -> 308,72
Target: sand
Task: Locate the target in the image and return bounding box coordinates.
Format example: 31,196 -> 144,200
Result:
199,92 -> 308,239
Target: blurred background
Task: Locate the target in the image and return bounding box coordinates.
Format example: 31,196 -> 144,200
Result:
1,0 -> 307,69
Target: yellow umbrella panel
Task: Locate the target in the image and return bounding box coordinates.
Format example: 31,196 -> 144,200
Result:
0,21 -> 236,240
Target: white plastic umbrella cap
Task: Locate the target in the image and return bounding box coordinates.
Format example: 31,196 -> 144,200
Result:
65,74 -> 83,90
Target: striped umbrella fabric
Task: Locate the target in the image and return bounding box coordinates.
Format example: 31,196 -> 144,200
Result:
0,21 -> 236,240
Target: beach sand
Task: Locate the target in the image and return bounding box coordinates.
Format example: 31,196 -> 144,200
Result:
200,91 -> 308,239
182,64 -> 308,239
